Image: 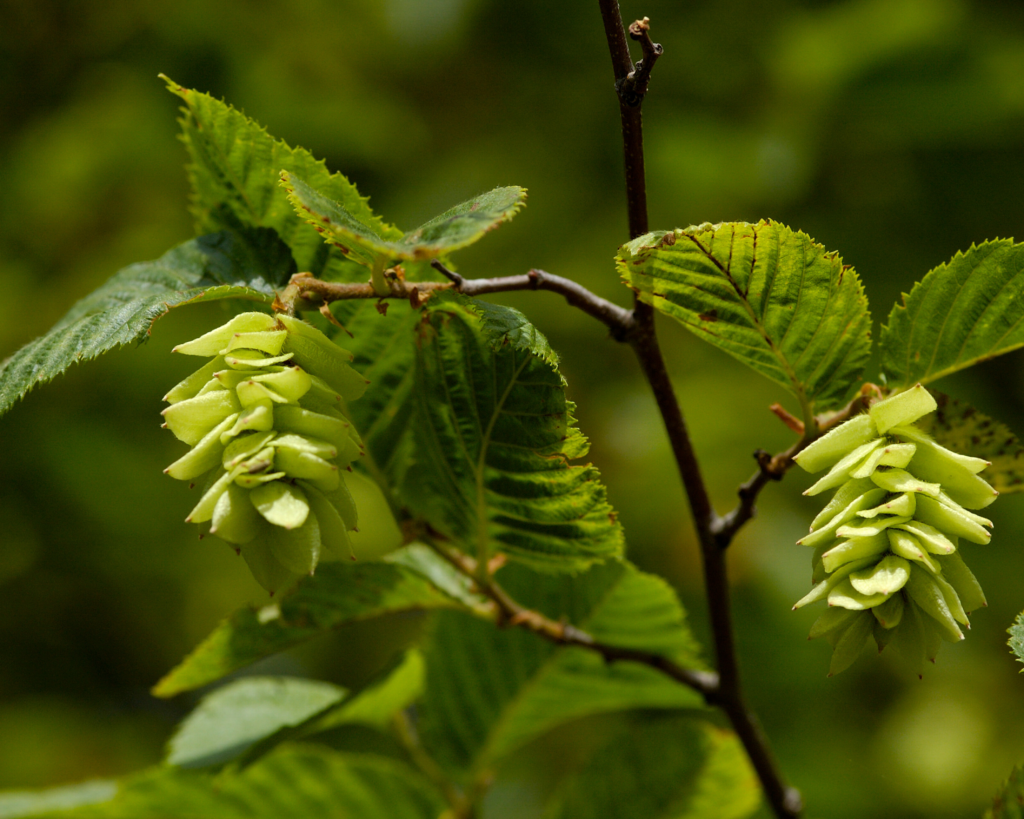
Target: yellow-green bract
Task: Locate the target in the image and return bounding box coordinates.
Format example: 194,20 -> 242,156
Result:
793,385 -> 994,677
162,312 -> 368,594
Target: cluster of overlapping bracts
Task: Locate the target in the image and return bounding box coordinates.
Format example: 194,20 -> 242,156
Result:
793,385 -> 994,676
162,312 -> 368,594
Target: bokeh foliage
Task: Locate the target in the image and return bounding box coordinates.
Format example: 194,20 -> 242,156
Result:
3,1 -> 1024,817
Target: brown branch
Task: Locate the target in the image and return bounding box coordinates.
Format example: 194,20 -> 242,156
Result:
427,539 -> 719,697
597,4 -> 801,816
277,268 -> 637,339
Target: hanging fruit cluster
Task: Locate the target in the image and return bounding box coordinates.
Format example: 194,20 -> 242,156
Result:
793,385 -> 995,676
162,312 -> 368,594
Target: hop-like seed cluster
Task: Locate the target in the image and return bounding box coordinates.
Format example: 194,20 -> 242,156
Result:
162,312 -> 368,594
793,385 -> 995,676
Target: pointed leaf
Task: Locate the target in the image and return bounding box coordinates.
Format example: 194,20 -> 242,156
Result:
914,392 -> 1024,494
0,230 -> 294,418
1009,610 -> 1024,670
543,716 -> 759,819
418,560 -> 705,775
167,677 -> 346,769
163,76 -> 399,278
285,172 -> 526,266
403,294 -> 623,570
618,221 -> 871,411
152,549 -> 469,698
308,649 -> 424,734
3,747 -> 444,819
985,763 -> 1024,819
881,239 -> 1024,387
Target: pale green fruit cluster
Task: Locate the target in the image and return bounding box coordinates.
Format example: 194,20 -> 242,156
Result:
162,312 -> 368,594
793,385 -> 995,677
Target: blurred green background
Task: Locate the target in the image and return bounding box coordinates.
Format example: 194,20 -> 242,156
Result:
3,0 -> 1024,816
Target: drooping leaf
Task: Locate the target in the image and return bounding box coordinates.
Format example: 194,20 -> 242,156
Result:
403,293 -> 623,570
336,300 -> 422,497
985,763 -> 1024,819
881,239 -> 1024,388
618,221 -> 872,412
307,649 -> 424,734
0,782 -> 117,819
153,549 -> 469,698
915,392 -> 1024,494
543,715 -> 760,819
163,76 -> 399,279
167,677 -> 347,769
1008,611 -> 1024,670
284,172 -> 526,267
417,560 -> 706,776
0,229 -> 294,418
3,747 -> 444,819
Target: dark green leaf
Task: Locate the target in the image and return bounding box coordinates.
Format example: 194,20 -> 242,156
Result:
543,715 -> 759,819
284,172 -> 526,267
985,763 -> 1024,819
915,392 -> 1024,494
403,294 -> 623,570
1008,611 -> 1024,670
167,677 -> 346,768
163,76 -> 398,279
418,560 -> 705,776
881,240 -> 1024,388
4,747 -> 444,819
618,221 -> 871,412
0,229 -> 293,418
153,550 -> 469,698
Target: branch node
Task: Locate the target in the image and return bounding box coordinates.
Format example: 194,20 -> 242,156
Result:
431,259 -> 464,287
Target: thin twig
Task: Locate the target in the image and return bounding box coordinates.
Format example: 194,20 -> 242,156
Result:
622,17 -> 663,104
426,538 -> 719,697
596,4 -> 801,816
278,268 -> 637,338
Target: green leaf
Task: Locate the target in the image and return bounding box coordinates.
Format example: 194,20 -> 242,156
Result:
153,550 -> 469,698
418,560 -> 705,776
881,240 -> 1024,388
985,763 -> 1024,819
543,715 -> 760,819
163,76 -> 399,279
915,392 -> 1024,494
6,747 -> 444,819
167,677 -> 347,769
0,229 -> 294,418
308,649 -> 424,734
284,172 -> 526,267
403,294 -> 623,570
1008,611 -> 1024,670
0,782 -> 117,819
338,300 -> 423,497
618,221 -> 872,412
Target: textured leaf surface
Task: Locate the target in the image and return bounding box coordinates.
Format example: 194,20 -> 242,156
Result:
619,221 -> 871,411
985,764 -> 1024,819
404,294 -> 622,569
915,392 -> 1024,493
881,240 -> 1024,388
164,77 -> 398,279
153,550 -> 468,697
418,560 -> 705,776
285,172 -> 526,266
0,229 -> 294,418
8,747 -> 443,819
335,300 -> 422,497
167,677 -> 346,768
1009,611 -> 1024,670
543,716 -> 759,819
